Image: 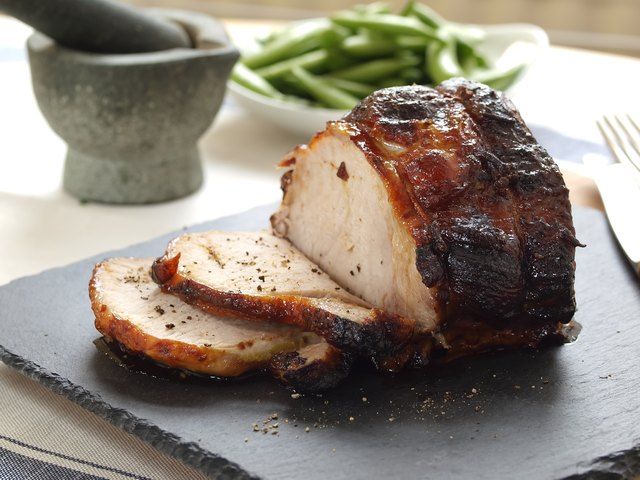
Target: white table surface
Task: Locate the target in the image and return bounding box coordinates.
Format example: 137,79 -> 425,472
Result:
0,16 -> 638,479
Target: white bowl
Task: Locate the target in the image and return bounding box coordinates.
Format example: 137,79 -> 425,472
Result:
228,23 -> 549,138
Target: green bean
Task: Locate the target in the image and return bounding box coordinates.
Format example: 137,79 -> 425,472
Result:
275,75 -> 315,100
426,40 -> 464,84
256,50 -> 330,80
325,47 -> 358,70
330,56 -> 419,82
231,63 -> 284,99
323,76 -> 377,97
257,23 -> 294,47
321,24 -> 352,48
243,19 -> 332,69
408,2 -> 445,29
341,34 -> 397,58
395,35 -> 429,51
456,39 -> 489,72
399,0 -> 416,16
291,67 -> 359,109
396,49 -> 421,62
332,11 -> 442,41
471,63 -> 524,91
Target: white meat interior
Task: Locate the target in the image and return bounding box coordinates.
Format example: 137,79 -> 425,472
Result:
272,126 -> 437,330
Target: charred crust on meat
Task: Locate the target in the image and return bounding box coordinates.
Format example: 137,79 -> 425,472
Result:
336,161 -> 349,181
269,345 -> 352,392
151,253 -> 180,284
414,244 -> 444,287
339,78 -> 579,344
297,305 -> 412,358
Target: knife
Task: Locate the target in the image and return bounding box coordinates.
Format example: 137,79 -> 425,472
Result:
583,153 -> 640,276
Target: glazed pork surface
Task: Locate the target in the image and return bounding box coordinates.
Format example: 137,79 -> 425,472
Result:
151,231 -> 417,359
90,257 -> 349,390
271,78 -> 579,356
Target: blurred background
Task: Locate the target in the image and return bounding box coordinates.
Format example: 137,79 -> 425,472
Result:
129,0 -> 640,57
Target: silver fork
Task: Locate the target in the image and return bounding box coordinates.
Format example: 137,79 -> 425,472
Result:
597,114 -> 640,173
591,114 -> 640,276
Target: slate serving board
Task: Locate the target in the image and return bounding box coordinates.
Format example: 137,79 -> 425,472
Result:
0,204 -> 639,480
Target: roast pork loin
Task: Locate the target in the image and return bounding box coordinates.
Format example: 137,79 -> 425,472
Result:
271,79 -> 580,358
90,257 -> 350,390
151,231 -> 418,360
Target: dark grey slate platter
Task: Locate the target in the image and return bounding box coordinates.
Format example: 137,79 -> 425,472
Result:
0,204 -> 639,480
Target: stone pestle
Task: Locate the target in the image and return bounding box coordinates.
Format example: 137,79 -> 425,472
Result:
0,0 -> 192,53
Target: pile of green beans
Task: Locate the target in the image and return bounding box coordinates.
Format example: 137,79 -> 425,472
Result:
231,1 -> 524,110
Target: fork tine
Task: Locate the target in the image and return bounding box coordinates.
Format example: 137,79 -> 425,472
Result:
627,114 -> 640,135
614,115 -> 640,155
600,115 -> 640,172
598,118 -> 628,165
613,115 -> 640,172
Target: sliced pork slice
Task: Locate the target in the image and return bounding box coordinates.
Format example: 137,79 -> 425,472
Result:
151,231 -> 418,359
271,79 -> 580,358
90,257 -> 349,391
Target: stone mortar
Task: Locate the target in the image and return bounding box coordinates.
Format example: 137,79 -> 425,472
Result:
27,9 -> 239,204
